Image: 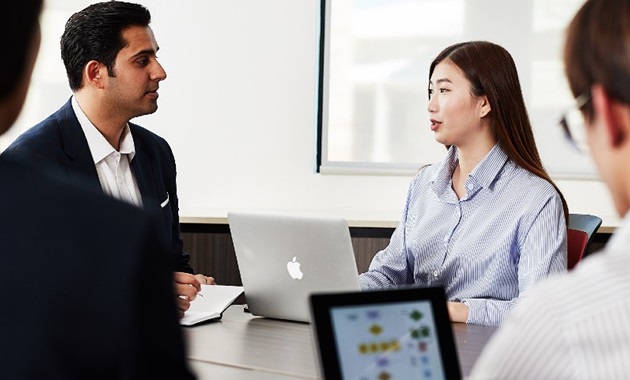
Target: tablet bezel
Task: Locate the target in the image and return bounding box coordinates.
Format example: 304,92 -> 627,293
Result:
309,286 -> 461,380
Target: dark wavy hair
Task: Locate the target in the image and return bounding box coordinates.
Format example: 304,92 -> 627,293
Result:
0,1 -> 43,101
430,41 -> 569,225
61,1 -> 151,91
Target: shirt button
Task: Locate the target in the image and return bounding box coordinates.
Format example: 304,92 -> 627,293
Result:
467,183 -> 474,190
443,235 -> 448,242
433,270 -> 439,278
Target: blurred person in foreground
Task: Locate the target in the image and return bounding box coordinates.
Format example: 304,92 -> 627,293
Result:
471,0 -> 630,378
0,2 -> 194,378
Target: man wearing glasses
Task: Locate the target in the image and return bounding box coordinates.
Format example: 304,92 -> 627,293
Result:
470,0 -> 630,378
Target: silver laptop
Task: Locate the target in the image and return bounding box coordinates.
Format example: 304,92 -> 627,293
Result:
227,212 -> 361,322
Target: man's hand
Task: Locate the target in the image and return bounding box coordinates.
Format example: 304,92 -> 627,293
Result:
194,274 -> 215,285
174,272 -> 201,318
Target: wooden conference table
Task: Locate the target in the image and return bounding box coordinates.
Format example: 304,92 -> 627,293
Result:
183,305 -> 498,379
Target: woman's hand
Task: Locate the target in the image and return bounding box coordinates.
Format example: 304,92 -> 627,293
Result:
447,301 -> 469,323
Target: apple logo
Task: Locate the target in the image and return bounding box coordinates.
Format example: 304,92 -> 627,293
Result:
286,256 -> 304,280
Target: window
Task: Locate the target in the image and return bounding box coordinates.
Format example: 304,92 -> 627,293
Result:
318,0 -> 595,179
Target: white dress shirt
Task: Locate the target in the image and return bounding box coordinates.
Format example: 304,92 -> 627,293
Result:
469,214 -> 630,379
71,97 -> 143,207
359,144 -> 567,325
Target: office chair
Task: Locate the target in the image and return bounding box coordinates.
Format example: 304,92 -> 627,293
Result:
567,213 -> 603,270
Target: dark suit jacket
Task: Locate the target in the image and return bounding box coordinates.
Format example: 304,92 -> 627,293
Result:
0,157 -> 195,379
2,98 -> 193,273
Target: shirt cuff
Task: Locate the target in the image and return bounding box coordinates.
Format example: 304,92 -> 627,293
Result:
461,298 -> 498,326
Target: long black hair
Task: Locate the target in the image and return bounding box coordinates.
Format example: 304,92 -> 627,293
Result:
430,41 -> 568,225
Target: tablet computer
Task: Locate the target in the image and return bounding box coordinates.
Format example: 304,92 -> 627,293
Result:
309,287 -> 461,380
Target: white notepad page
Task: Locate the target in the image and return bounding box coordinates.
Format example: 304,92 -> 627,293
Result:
180,284 -> 244,326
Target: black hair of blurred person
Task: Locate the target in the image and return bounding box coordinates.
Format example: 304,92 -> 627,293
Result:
0,1 -> 43,101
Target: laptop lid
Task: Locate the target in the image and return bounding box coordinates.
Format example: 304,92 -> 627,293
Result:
309,287 -> 461,380
227,212 -> 361,323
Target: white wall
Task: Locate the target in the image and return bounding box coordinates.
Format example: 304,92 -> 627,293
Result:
5,0 -> 620,228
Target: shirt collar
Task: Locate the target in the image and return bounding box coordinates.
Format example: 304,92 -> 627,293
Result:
430,146 -> 458,196
468,144 -> 509,188
71,96 -> 136,164
430,144 -> 508,196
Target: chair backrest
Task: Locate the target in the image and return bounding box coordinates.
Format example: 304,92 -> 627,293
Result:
567,228 -> 588,269
567,213 -> 603,269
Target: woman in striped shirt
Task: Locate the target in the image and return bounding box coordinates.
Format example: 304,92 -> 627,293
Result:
359,41 -> 568,326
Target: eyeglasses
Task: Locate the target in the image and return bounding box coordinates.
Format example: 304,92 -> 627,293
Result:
558,93 -> 591,153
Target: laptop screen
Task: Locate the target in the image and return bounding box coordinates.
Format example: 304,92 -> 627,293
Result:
310,287 -> 461,380
228,212 -> 360,322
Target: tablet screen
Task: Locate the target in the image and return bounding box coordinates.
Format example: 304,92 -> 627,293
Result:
330,300 -> 446,379
310,287 -> 460,380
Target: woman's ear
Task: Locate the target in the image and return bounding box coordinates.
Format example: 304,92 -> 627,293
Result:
592,84 -> 626,148
480,96 -> 491,118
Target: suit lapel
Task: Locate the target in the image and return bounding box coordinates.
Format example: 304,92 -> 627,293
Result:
129,131 -> 161,215
57,100 -> 163,216
56,99 -> 102,192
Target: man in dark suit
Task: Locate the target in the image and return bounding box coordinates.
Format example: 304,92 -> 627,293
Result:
2,1 -> 212,317
0,1 -> 194,378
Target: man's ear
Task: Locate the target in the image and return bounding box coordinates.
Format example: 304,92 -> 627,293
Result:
591,84 -> 628,148
84,60 -> 105,89
479,96 -> 491,118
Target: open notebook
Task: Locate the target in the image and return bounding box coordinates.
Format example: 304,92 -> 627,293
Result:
180,285 -> 244,326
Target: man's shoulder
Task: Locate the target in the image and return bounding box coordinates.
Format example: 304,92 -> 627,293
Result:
0,156 -> 138,215
470,248 -> 630,380
129,123 -> 168,145
0,156 -> 158,256
2,102 -> 70,155
0,158 -> 192,378
7,158 -> 163,255
129,123 -> 175,161
26,99 -> 73,133
11,117 -> 60,145
520,247 -> 630,319
480,248 -> 630,378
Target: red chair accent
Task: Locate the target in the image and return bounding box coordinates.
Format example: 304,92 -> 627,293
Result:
567,228 -> 588,270
567,213 -> 602,270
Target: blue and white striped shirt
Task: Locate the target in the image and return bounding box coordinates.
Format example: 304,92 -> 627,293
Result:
470,214 -> 630,379
359,144 -> 567,325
